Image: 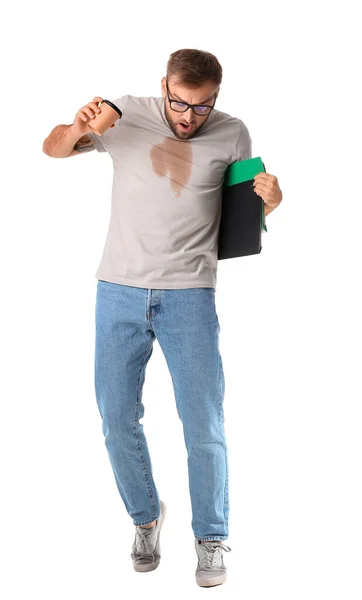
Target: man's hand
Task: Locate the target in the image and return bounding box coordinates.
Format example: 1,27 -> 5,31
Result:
253,172 -> 282,216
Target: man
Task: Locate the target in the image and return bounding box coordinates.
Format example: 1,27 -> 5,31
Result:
43,48 -> 282,587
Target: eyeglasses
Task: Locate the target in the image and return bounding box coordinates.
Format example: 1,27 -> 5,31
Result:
165,79 -> 217,116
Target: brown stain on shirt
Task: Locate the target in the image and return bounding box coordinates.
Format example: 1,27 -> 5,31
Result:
150,138 -> 193,198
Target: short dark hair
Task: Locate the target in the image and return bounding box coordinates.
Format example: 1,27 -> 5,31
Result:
166,48 -> 222,88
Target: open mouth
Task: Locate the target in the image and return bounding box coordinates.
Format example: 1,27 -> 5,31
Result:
179,122 -> 193,131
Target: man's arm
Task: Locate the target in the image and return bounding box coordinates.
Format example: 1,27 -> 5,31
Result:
43,125 -> 94,158
264,204 -> 273,217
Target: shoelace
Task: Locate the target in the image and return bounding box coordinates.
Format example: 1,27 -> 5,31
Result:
134,527 -> 157,563
199,542 -> 232,568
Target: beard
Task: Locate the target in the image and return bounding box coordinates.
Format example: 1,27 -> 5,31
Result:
164,103 -> 211,141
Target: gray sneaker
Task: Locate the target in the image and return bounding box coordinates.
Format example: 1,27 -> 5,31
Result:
194,538 -> 232,587
131,500 -> 166,572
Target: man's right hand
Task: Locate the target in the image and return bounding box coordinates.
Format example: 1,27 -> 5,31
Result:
72,96 -> 104,136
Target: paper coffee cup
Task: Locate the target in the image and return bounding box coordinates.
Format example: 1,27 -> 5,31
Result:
87,99 -> 123,135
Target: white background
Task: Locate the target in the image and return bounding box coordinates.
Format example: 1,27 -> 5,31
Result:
2,1 -> 361,598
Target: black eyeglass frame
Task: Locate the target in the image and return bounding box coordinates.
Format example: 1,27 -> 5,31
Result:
165,79 -> 218,116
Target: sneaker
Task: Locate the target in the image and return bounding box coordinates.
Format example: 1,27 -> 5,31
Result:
194,538 -> 232,587
131,500 -> 166,572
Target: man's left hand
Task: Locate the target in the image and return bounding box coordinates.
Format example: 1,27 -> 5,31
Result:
253,172 -> 282,211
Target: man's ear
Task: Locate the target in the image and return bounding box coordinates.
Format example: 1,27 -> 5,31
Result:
161,76 -> 166,97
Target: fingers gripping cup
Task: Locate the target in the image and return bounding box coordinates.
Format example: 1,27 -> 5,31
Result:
87,99 -> 122,135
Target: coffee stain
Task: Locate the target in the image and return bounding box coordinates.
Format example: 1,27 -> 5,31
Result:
150,138 -> 192,198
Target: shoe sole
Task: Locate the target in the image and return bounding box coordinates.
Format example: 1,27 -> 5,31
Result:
196,573 -> 227,587
133,558 -> 161,573
132,501 -> 166,573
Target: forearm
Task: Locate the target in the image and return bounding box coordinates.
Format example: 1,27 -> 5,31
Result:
264,203 -> 274,217
42,124 -> 83,158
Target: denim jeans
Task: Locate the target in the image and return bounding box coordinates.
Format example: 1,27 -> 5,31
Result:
94,280 -> 229,541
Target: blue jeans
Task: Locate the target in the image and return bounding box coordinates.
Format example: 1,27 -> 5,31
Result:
94,280 -> 229,541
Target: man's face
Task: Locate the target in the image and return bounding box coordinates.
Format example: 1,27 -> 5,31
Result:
161,76 -> 219,141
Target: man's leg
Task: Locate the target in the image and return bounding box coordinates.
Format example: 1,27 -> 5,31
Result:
152,287 -> 229,541
94,280 -> 160,527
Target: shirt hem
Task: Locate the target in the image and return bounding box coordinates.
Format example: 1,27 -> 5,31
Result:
95,275 -> 216,290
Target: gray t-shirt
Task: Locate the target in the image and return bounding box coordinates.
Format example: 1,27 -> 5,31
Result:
87,95 -> 252,291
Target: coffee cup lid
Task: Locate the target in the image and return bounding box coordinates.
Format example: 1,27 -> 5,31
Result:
101,99 -> 123,118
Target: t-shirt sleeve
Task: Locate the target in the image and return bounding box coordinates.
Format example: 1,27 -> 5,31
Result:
87,95 -> 128,153
230,121 -> 252,163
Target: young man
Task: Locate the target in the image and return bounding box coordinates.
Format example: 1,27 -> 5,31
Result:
43,48 -> 282,587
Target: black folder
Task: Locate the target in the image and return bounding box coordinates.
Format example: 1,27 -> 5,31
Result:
218,156 -> 268,260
